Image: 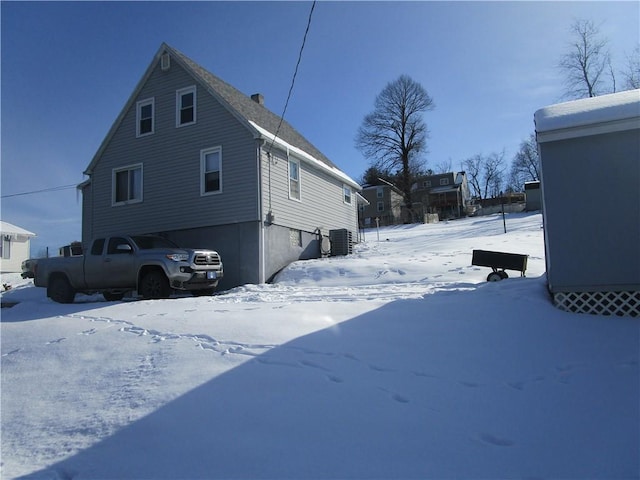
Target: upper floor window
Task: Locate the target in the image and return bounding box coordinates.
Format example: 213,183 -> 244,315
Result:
343,185 -> 352,205
201,146 -> 222,195
113,163 -> 143,205
377,187 -> 384,198
136,98 -> 154,137
176,86 -> 196,127
377,201 -> 384,212
440,178 -> 450,186
423,180 -> 432,188
289,158 -> 301,201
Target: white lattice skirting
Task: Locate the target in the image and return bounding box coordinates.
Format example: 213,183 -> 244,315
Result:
553,291 -> 640,317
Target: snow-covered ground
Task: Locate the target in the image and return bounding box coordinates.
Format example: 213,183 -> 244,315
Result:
1,213 -> 638,479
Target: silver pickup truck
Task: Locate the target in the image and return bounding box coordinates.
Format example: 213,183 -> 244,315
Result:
34,235 -> 223,303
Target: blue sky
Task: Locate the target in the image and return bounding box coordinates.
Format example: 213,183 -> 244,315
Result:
2,1 -> 639,256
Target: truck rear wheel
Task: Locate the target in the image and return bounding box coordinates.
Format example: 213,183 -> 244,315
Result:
140,270 -> 172,299
48,275 -> 76,304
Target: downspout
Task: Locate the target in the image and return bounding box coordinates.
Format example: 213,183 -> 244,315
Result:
257,139 -> 265,284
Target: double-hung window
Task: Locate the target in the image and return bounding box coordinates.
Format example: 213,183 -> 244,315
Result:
288,158 -> 301,200
343,185 -> 352,205
113,164 -> 143,205
176,86 -> 196,127
136,98 -> 154,137
201,147 -> 222,195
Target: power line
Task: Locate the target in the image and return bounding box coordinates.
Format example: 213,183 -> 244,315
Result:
1,184 -> 78,199
268,0 -> 316,153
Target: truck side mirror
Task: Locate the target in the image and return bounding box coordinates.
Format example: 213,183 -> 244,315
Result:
116,244 -> 133,253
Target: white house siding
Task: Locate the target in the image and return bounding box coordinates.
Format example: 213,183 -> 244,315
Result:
260,147 -> 357,234
83,59 -> 260,243
259,146 -> 359,279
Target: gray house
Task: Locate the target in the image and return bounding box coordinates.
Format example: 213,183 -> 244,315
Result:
81,43 -> 361,289
535,89 -> 639,316
359,184 -> 404,227
412,172 -> 471,219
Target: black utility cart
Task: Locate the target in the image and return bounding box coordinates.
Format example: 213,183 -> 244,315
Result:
472,249 -> 528,282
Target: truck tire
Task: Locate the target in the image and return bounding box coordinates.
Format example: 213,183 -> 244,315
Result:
48,275 -> 76,304
140,270 -> 172,299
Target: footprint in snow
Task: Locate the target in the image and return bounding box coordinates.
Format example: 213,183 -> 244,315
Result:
46,338 -> 66,345
2,348 -> 21,357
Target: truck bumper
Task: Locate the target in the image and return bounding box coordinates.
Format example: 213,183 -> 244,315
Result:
171,268 -> 224,291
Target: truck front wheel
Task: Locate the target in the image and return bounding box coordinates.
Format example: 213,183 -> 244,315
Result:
140,270 -> 172,299
48,275 -> 76,304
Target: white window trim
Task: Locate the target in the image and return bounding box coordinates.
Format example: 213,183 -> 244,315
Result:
343,184 -> 352,205
136,97 -> 154,137
288,157 -> 301,201
112,163 -> 143,206
440,178 -> 450,186
200,146 -> 223,196
377,201 -> 384,212
176,85 -> 196,127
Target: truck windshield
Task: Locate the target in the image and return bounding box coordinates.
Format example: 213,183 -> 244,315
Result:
131,236 -> 180,250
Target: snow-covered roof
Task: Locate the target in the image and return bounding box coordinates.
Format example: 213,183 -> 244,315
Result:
0,221 -> 36,237
535,89 -> 640,142
249,121 -> 360,190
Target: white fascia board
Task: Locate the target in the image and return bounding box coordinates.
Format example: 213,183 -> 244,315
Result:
249,121 -> 361,190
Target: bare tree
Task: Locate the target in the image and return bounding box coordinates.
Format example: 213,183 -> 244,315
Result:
463,152 -> 506,199
355,75 -> 435,217
622,44 -> 640,90
433,158 -> 453,174
559,19 -> 611,98
508,134 -> 540,192
484,151 -> 506,198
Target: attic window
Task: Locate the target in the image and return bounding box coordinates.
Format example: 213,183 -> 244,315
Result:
161,53 -> 170,71
440,178 -> 449,186
136,98 -> 154,137
176,86 -> 196,127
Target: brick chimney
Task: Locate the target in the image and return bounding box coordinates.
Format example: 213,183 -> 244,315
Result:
251,93 -> 264,105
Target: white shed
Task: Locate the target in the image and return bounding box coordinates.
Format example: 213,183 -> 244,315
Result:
0,221 -> 36,273
535,89 -> 640,316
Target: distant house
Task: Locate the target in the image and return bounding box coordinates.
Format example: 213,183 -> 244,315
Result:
0,222 -> 36,273
80,43 -> 361,289
359,184 -> 404,227
412,172 -> 471,219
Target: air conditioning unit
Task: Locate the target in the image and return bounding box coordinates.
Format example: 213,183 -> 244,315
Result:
160,53 -> 170,71
329,229 -> 353,256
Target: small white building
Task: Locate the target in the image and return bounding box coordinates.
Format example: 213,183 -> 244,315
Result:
0,221 -> 36,273
535,89 -> 640,316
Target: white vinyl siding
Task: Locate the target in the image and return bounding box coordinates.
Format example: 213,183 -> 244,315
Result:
112,163 -> 143,205
201,146 -> 222,195
176,85 -> 196,127
288,158 -> 301,201
136,98 -> 154,137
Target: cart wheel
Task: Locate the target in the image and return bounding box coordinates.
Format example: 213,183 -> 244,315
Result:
487,272 -> 503,282
499,271 -> 509,279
